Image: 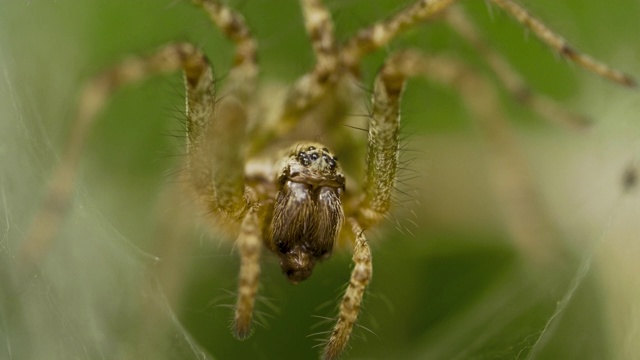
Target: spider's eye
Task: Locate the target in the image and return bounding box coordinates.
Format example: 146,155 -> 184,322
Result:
310,153 -> 319,161
323,155 -> 336,170
298,152 -> 310,166
308,146 -> 316,151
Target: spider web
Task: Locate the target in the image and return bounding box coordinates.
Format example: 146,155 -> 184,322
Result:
2,1 -> 640,360
0,63 -> 213,360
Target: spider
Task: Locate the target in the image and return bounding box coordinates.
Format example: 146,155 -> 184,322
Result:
20,0 -> 635,359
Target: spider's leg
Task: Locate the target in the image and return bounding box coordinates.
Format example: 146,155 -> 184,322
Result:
391,49 -> 560,262
261,0 -> 348,145
357,50 -> 411,227
186,73 -> 248,219
445,5 -> 590,130
233,206 -> 262,339
337,0 -> 636,88
339,0 -> 456,71
278,0 -> 339,133
193,0 -> 258,99
187,0 -> 259,217
323,218 -> 372,360
190,1 -> 265,337
193,0 -> 268,339
300,0 -> 338,79
488,0 -> 636,88
20,43 -> 211,267
320,53 -> 417,357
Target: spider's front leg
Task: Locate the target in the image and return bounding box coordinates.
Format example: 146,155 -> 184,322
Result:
187,80 -> 258,340
233,206 -> 261,339
323,51 -> 410,360
323,219 -> 372,360
380,49 -> 561,261
189,0 -> 262,339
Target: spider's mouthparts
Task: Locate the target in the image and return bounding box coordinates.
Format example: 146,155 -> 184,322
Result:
280,246 -> 315,284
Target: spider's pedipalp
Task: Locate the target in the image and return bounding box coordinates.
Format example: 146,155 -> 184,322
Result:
322,218 -> 372,360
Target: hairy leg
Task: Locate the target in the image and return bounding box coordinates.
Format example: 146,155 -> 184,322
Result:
445,5 -> 590,130
233,206 -> 262,339
193,0 -> 258,99
488,0 -> 636,88
388,49 -> 560,261
192,0 -> 265,338
323,218 -> 372,360
339,0 -> 635,87
286,0 -> 338,106
317,49 -> 417,359
21,0 -> 259,266
188,1 -> 256,216
340,0 -> 456,71
276,0 -> 635,149
276,0 -> 340,136
357,50 -> 413,227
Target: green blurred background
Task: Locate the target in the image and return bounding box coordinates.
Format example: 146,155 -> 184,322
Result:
1,0 -> 640,359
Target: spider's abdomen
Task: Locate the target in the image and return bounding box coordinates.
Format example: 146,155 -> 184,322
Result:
270,144 -> 345,283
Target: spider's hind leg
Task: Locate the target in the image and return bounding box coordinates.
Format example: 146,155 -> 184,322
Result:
445,5 -> 591,130
488,0 -> 636,88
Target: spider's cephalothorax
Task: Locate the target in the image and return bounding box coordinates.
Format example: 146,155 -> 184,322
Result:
270,144 -> 345,283
21,0 -> 636,359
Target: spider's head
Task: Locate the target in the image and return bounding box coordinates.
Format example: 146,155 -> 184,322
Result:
280,143 -> 344,188
271,143 -> 346,284
296,145 -> 338,173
